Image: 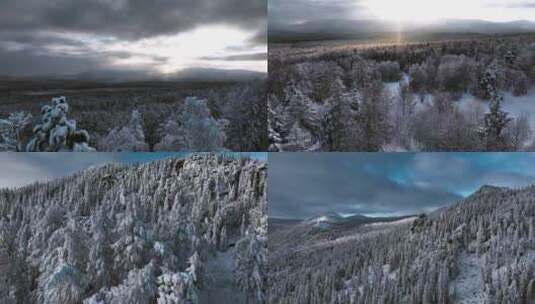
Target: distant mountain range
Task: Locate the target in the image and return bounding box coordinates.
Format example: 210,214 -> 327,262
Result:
268,184 -> 534,302
269,211 -> 416,232
269,19 -> 535,43
1,68 -> 266,83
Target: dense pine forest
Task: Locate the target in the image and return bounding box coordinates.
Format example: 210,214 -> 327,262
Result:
0,80 -> 268,152
0,154 -> 267,303
268,185 -> 535,303
269,34 -> 535,151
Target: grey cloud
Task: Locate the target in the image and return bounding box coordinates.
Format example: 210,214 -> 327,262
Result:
269,0 -> 367,28
247,27 -> 268,46
269,153 -> 535,219
269,153 -> 463,219
0,0 -> 266,40
0,1 -> 266,78
0,46 -> 161,79
201,52 -> 267,61
0,30 -> 169,79
0,31 -> 88,48
0,48 -> 99,77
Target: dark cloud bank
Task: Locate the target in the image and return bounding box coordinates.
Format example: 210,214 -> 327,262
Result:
0,0 -> 266,80
268,0 -> 535,43
269,153 -> 535,219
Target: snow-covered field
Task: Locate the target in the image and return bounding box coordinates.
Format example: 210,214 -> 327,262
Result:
459,90 -> 535,128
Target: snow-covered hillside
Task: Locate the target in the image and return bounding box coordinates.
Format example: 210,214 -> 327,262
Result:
268,185 -> 535,303
0,154 -> 267,303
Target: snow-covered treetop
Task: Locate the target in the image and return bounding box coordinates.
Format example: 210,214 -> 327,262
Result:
26,96 -> 95,152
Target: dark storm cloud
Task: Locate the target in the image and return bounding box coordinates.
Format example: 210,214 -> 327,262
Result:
0,30 -> 168,78
0,0 -> 266,40
246,27 -> 268,46
200,52 -> 267,61
0,48 -> 99,77
269,0 -> 366,27
269,153 -> 535,219
0,45 -> 162,79
0,31 -> 87,48
0,0 -> 266,78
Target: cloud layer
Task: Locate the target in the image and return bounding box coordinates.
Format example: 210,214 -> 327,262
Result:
0,0 -> 266,79
269,0 -> 535,28
269,153 -> 535,219
0,0 -> 265,40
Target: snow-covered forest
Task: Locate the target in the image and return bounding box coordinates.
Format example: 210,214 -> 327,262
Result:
269,34 -> 535,151
0,154 -> 267,303
0,80 -> 267,152
268,185 -> 535,303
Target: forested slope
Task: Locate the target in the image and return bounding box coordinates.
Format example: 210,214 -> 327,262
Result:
0,154 -> 267,304
268,185 -> 535,303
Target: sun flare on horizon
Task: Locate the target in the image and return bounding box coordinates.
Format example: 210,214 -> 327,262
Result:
364,0 -> 479,23
364,0 -> 535,23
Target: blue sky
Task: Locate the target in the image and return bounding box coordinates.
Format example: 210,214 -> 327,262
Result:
0,152 -> 266,189
269,153 -> 535,219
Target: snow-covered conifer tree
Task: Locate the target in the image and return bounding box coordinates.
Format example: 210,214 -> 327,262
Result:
26,96 -> 95,152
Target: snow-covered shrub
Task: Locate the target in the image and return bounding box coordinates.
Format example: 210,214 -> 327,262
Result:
98,109 -> 149,151
43,262 -> 87,304
413,92 -> 482,151
480,61 -> 513,151
377,61 -> 401,82
507,69 -> 529,96
505,115 -> 531,151
234,229 -> 267,303
409,64 -> 428,94
344,60 -> 379,91
436,55 -> 475,93
156,253 -> 202,304
26,96 -> 95,152
85,263 -> 157,304
155,97 -> 224,151
0,111 -> 32,151
297,61 -> 345,102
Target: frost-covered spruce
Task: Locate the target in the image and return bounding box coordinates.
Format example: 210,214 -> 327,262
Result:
98,109 -> 149,152
26,96 -> 95,152
0,111 -> 32,151
156,97 -> 225,151
0,154 -> 266,304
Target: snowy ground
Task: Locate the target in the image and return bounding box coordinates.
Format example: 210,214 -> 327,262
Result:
385,80 -> 535,128
450,253 -> 485,304
198,250 -> 246,304
458,90 -> 535,128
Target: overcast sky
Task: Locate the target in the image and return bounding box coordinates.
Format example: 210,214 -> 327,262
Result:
0,152 -> 266,189
269,153 -> 535,219
270,0 -> 535,26
0,0 -> 266,79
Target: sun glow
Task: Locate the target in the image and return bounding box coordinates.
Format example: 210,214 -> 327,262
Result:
364,0 -> 481,23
